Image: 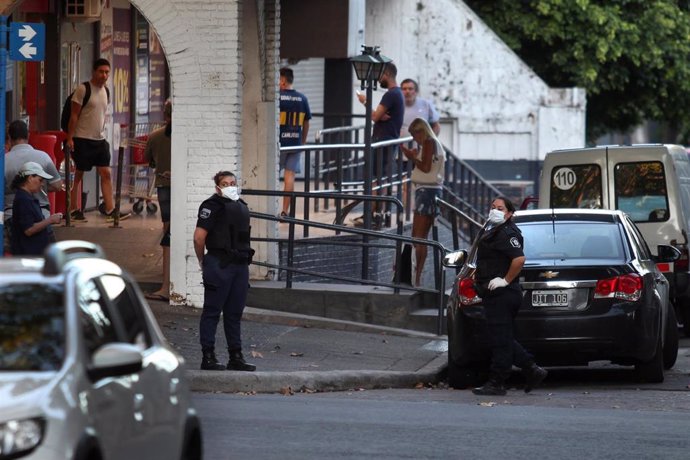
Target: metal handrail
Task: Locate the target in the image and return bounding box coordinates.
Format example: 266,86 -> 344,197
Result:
243,189 -> 449,334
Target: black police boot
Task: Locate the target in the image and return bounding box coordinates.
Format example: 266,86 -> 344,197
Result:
227,349 -> 256,372
523,363 -> 548,393
200,350 -> 226,371
472,377 -> 507,396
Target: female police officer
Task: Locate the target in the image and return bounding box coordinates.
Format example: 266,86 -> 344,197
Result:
194,171 -> 256,371
472,196 -> 547,395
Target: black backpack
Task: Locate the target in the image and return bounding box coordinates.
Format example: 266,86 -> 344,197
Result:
60,82 -> 110,132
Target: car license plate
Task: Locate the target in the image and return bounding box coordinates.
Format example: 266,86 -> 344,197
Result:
532,290 -> 568,307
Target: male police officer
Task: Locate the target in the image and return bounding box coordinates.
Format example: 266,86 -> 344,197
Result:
194,171 -> 256,371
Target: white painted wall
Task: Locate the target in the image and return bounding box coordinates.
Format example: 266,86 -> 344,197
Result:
362,0 -> 586,161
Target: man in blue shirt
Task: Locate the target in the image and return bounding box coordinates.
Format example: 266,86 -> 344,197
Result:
279,67 -> 311,217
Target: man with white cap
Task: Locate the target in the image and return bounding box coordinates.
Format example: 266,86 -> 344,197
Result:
9,162 -> 63,255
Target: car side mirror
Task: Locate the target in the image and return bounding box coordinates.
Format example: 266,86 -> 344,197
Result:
443,250 -> 468,268
87,343 -> 144,382
655,244 -> 681,263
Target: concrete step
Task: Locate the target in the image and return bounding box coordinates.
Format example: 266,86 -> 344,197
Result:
247,281 -> 447,334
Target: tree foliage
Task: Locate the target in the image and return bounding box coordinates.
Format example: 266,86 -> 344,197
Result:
464,0 -> 690,141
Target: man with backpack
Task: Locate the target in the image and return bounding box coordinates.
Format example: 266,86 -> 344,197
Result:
64,58 -> 130,222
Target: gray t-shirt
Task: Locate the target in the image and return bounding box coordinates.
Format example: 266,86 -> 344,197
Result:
401,97 -> 440,137
4,144 -> 61,220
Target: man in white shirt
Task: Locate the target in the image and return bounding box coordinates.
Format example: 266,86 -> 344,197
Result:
65,58 -> 130,222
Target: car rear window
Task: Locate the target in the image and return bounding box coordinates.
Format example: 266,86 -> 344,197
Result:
518,221 -> 625,262
0,283 -> 65,371
614,161 -> 669,223
549,164 -> 603,209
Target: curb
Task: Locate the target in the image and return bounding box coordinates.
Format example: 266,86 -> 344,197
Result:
187,352 -> 448,394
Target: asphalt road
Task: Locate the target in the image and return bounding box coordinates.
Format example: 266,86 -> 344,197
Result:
194,390 -> 690,460
193,338 -> 690,459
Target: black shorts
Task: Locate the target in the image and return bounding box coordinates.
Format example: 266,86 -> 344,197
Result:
72,138 -> 111,172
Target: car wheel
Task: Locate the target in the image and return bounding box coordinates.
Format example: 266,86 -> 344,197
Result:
663,306 -> 679,369
447,356 -> 487,390
181,417 -> 203,460
133,200 -> 144,214
635,331 -> 664,383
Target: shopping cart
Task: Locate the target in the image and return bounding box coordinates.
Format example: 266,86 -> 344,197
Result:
115,122 -> 166,215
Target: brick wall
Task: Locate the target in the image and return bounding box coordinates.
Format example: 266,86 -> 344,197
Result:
130,0 -> 257,306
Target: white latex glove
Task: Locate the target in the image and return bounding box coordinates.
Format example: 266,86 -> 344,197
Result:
488,277 -> 508,290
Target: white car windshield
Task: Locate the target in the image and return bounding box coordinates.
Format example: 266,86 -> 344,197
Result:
0,283 -> 65,371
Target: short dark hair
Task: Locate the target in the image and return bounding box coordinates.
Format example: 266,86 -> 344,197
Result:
93,58 -> 111,70
384,62 -> 397,78
280,67 -> 294,84
213,170 -> 236,186
400,78 -> 418,91
8,120 -> 28,141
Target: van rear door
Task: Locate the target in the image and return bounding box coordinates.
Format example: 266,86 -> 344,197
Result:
539,148 -> 609,209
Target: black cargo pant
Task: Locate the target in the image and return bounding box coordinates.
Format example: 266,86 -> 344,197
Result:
199,253 -> 249,352
482,288 -> 534,381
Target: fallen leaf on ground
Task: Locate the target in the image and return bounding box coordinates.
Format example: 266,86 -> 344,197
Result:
250,351 -> 264,358
415,382 -> 425,389
290,352 -> 304,357
280,386 -> 294,396
141,253 -> 155,258
478,402 -> 497,407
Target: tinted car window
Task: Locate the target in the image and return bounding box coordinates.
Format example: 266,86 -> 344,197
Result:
99,275 -> 151,349
614,161 -> 669,223
549,164 -> 602,209
0,283 -> 64,371
623,215 -> 652,260
79,279 -> 118,356
519,221 -> 625,262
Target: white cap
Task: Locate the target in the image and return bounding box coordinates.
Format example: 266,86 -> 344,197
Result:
20,161 -> 53,180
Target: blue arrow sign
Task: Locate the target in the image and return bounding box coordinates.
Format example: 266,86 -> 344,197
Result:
9,22 -> 45,61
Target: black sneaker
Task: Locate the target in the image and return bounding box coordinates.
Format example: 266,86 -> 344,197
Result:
69,210 -> 88,222
472,379 -> 507,396
105,210 -> 132,222
200,351 -> 226,371
227,350 -> 256,372
523,364 -> 548,393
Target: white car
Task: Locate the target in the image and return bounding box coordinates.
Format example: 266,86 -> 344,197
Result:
0,241 -> 202,459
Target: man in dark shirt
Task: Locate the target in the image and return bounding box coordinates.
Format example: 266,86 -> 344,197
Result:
355,62 -> 404,227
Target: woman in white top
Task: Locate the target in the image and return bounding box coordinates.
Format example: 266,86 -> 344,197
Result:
400,117 -> 446,286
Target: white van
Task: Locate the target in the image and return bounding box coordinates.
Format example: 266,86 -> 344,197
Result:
539,144 -> 690,335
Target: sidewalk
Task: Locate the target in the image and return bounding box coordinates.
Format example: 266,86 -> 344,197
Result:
148,299 -> 447,394
53,207 -> 447,394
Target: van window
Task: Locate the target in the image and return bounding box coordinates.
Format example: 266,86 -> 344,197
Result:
614,161 -> 669,223
549,164 -> 602,209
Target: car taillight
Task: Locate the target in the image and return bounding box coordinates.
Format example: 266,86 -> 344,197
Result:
458,278 -> 482,306
594,274 -> 642,301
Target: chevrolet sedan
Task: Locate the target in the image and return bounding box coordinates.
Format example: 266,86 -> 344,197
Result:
445,209 -> 680,389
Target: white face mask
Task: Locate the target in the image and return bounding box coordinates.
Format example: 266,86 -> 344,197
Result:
487,208 -> 506,225
220,185 -> 241,201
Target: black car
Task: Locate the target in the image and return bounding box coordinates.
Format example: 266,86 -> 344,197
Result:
445,209 -> 681,389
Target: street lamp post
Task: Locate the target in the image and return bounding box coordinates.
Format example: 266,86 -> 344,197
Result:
350,45 -> 391,280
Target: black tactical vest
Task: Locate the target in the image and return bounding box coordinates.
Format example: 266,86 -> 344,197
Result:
205,195 -> 252,262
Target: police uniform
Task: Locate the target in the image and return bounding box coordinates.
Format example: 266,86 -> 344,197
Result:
196,193 -> 255,370
475,219 -> 537,388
